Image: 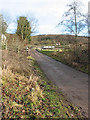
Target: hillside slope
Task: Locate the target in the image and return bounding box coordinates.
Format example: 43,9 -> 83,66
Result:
31,34 -> 88,46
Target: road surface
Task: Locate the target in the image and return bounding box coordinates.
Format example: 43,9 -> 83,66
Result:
30,49 -> 88,117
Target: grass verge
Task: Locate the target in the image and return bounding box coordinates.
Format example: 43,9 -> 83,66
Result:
2,50 -> 84,119
39,50 -> 88,74
32,60 -> 85,119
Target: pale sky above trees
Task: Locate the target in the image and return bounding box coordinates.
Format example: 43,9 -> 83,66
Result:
0,0 -> 89,36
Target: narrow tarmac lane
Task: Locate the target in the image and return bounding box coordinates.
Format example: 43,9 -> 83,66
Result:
31,49 -> 88,117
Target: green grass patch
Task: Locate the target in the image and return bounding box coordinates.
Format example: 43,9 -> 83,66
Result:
27,55 -> 35,60
39,50 -> 88,74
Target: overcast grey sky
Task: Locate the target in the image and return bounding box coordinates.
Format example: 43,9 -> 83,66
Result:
0,0 -> 89,35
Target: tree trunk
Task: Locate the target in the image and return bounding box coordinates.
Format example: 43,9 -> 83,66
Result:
74,4 -> 77,37
21,32 -> 23,39
74,6 -> 78,55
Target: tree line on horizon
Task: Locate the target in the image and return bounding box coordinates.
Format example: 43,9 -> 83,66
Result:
0,0 -> 89,44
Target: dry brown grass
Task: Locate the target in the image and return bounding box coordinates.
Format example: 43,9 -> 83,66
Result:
2,50 -> 84,118
2,50 -> 43,118
2,50 -> 33,76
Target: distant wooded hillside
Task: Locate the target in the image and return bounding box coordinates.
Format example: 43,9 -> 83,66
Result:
6,33 -> 88,47
31,34 -> 88,46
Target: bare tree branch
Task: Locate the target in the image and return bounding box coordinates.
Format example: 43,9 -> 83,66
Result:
57,0 -> 87,36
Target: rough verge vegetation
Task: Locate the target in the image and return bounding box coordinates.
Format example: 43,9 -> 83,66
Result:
2,48 -> 85,119
39,48 -> 88,74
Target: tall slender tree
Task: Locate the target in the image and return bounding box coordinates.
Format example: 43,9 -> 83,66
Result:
88,1 -> 90,37
58,0 -> 88,62
16,16 -> 31,43
58,0 -> 87,37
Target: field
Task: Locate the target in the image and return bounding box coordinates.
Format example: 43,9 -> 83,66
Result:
31,34 -> 88,74
39,46 -> 88,74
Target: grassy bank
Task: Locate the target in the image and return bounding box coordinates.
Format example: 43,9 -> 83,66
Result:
39,50 -> 88,74
2,50 -> 84,119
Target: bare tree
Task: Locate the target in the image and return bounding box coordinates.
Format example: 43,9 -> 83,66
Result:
25,12 -> 38,35
58,0 -> 87,37
57,0 -> 88,62
88,1 -> 90,37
